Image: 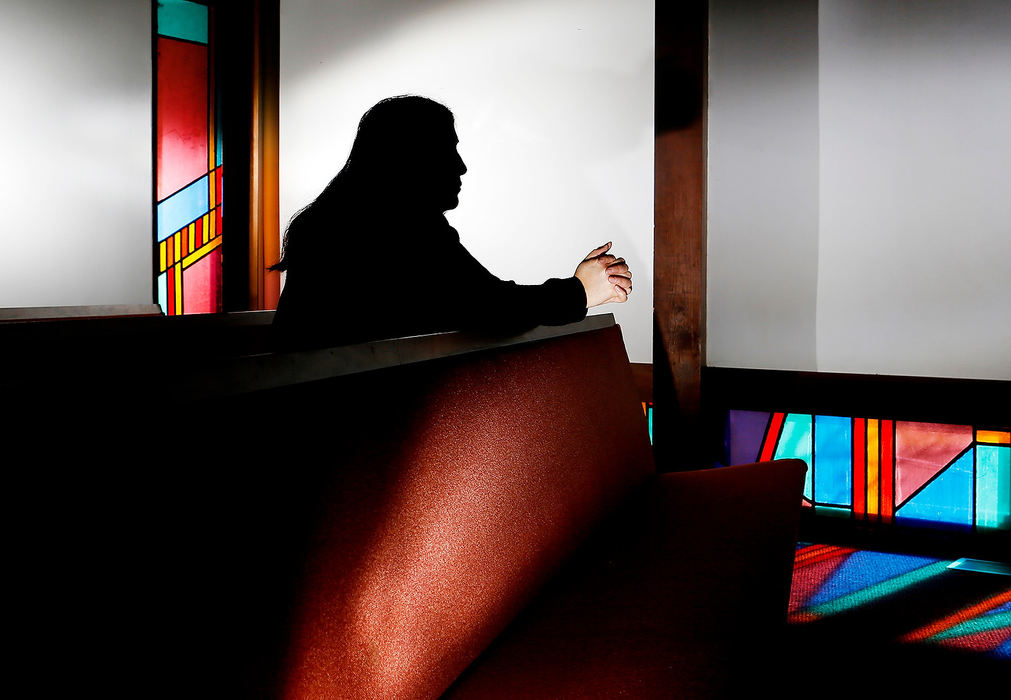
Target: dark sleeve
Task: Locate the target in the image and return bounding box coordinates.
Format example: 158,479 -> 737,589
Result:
444,232 -> 588,334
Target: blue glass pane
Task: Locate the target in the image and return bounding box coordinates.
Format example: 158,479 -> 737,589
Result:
775,414 -> 813,500
896,449 -> 974,530
157,175 -> 209,241
977,445 -> 1011,530
815,414 -> 852,506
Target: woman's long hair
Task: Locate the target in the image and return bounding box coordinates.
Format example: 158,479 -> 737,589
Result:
270,95 -> 455,272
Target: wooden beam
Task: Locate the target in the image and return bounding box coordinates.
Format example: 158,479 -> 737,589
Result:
218,0 -> 280,313
654,1 -> 708,469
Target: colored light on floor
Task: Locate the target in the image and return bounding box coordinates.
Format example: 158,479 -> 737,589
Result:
802,560 -> 950,619
903,589 -> 1011,642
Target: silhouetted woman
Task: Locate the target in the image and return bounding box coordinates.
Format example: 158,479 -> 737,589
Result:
271,95 -> 631,348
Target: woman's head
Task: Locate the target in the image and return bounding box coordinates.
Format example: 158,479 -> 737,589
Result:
272,96 -> 466,272
345,95 -> 467,211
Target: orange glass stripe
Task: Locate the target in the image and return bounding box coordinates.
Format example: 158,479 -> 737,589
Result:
210,207 -> 217,238
977,430 -> 1011,445
867,419 -> 880,517
902,589 -> 1011,642
209,167 -> 216,207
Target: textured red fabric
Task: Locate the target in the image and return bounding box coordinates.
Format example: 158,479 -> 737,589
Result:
279,326 -> 655,699
442,459 -> 808,699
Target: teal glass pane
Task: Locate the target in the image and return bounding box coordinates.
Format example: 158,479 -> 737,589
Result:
977,445 -> 1011,530
814,504 -> 850,518
896,449 -> 974,530
814,414 -> 852,506
215,94 -> 224,167
157,174 -> 209,241
775,414 -> 813,500
158,0 -> 208,44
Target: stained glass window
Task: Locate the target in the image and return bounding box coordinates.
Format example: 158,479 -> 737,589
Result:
727,411 -> 1011,533
155,0 -> 223,315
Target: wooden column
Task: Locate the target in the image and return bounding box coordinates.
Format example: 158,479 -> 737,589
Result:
218,0 -> 280,312
654,1 -> 708,470
250,0 -> 281,310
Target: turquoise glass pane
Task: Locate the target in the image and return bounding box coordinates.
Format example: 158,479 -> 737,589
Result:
158,0 -> 208,44
896,449 -> 974,530
775,414 -> 813,500
157,175 -> 209,241
977,445 -> 1011,530
216,98 -> 224,167
814,414 -> 852,506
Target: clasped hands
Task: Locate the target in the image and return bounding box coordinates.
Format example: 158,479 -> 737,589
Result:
575,242 -> 633,308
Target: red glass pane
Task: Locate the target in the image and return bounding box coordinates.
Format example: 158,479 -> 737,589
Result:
157,36 -> 208,201
895,421 -> 973,506
183,246 -> 223,315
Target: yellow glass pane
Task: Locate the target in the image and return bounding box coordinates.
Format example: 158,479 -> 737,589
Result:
202,214 -> 210,245
867,419 -> 879,516
160,240 -> 167,273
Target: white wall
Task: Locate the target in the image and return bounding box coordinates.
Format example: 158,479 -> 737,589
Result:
280,0 -> 654,362
708,0 -> 1011,381
0,0 -> 152,308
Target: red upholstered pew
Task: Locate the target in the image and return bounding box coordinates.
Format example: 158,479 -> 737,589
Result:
268,320 -> 807,699
2,314 -> 803,698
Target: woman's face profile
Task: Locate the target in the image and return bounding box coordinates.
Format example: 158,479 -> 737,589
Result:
403,125 -> 467,212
